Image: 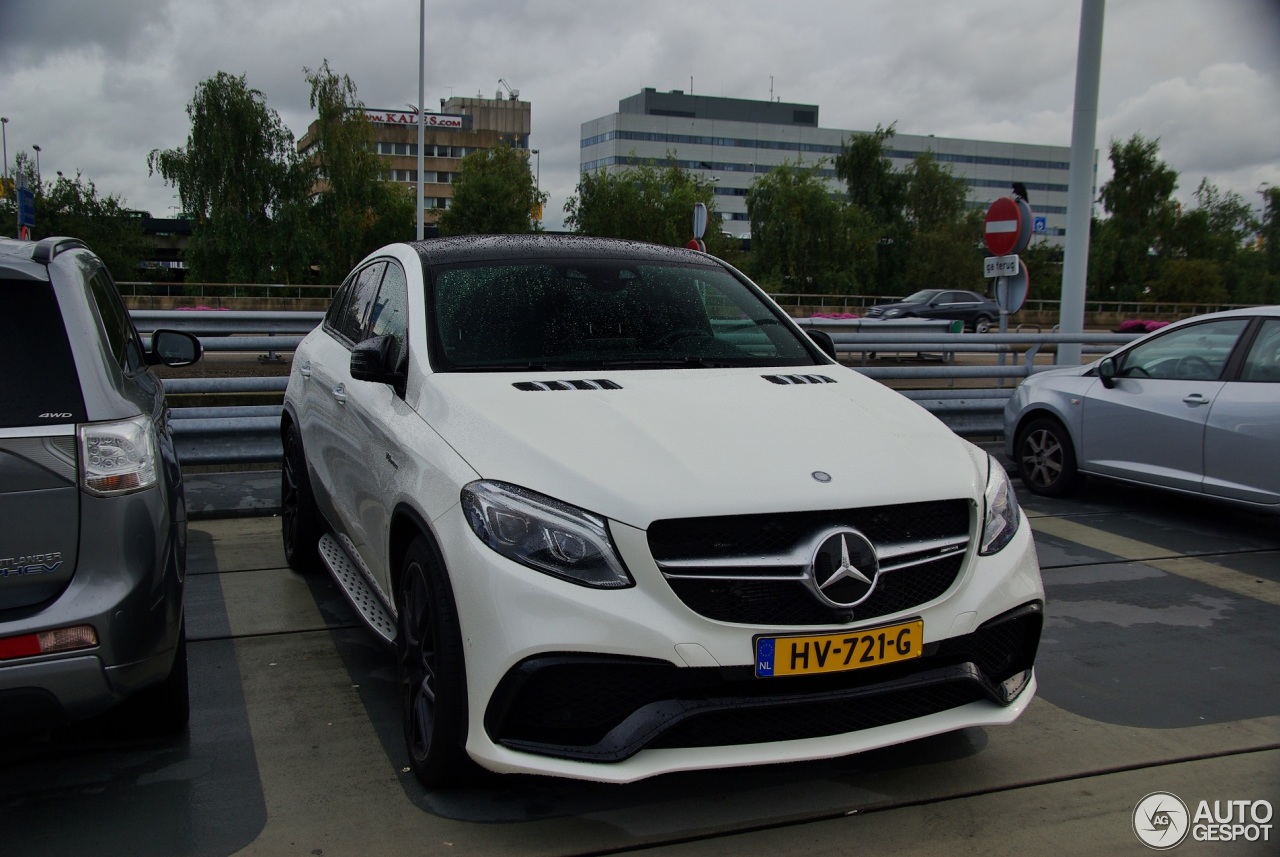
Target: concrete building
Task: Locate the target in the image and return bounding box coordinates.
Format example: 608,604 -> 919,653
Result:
299,92 -> 531,226
581,88 -> 1087,244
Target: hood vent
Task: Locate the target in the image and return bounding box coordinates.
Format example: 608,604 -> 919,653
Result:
513,379 -> 622,392
763,374 -> 837,385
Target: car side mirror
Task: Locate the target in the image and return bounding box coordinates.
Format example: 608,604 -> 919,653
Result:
350,334 -> 405,388
1098,356 -> 1117,388
149,329 -> 202,367
806,329 -> 838,361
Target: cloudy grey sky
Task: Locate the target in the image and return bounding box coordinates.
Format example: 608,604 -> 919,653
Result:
2,0 -> 1277,231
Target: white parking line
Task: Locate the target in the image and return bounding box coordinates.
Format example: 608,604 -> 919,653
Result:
1031,516 -> 1280,606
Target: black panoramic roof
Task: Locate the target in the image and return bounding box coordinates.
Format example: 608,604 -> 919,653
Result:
410,234 -> 714,268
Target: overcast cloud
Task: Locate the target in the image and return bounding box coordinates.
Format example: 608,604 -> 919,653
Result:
1,0 -> 1277,231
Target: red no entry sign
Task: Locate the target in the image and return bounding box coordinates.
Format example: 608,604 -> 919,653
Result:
984,197 -> 1023,256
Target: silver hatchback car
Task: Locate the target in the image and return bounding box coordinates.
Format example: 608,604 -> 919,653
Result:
0,237 -> 202,733
1004,306 -> 1280,510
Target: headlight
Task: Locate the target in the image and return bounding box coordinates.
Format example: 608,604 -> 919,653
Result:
78,415 -> 159,496
883,308 -> 903,318
979,455 -> 1021,556
461,481 -> 633,589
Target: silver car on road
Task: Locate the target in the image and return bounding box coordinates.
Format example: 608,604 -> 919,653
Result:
1004,306 -> 1280,510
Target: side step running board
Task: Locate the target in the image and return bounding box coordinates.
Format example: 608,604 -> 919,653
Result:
318,533 -> 398,648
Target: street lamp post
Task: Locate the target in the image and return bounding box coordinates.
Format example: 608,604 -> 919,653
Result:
531,148 -> 540,209
32,144 -> 41,187
1,117 -> 8,182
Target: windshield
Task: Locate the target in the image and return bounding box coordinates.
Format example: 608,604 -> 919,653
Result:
428,259 -> 820,371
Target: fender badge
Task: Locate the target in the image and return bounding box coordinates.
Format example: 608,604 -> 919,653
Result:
811,471 -> 832,483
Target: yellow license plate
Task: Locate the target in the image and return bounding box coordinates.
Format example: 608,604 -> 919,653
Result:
754,619 -> 923,678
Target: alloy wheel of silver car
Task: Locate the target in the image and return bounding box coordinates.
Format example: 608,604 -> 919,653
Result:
1017,417 -> 1080,497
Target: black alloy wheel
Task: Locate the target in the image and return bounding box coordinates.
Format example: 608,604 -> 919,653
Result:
398,537 -> 477,788
1016,416 -> 1081,497
281,423 -> 322,574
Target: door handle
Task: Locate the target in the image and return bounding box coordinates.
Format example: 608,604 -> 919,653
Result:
300,362 -> 311,379
333,384 -> 348,405
1182,393 -> 1210,405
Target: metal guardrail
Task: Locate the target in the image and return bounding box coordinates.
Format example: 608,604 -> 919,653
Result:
770,292 -> 1249,319
140,310 -> 1139,466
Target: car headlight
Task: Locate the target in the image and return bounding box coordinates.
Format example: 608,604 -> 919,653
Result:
882,308 -> 903,318
78,415 -> 159,496
461,481 -> 633,589
979,455 -> 1021,556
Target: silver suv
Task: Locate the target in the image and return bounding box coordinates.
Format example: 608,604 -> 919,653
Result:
0,236 -> 201,734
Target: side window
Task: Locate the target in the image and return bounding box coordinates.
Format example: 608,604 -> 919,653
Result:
369,261 -> 409,367
1118,318 -> 1249,381
88,268 -> 145,373
334,262 -> 387,344
325,274 -> 358,332
1240,319 -> 1280,382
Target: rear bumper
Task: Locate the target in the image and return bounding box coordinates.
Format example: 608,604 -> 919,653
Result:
0,484 -> 185,724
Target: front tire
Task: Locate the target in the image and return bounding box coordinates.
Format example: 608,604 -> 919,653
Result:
1016,416 -> 1080,497
281,423 -> 323,574
398,537 -> 477,788
974,315 -> 993,334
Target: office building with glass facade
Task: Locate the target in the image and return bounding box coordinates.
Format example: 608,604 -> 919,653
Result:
581,88 -> 1087,244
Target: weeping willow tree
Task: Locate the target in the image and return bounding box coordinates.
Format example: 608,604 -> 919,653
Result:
304,60 -> 413,282
148,71 -> 311,282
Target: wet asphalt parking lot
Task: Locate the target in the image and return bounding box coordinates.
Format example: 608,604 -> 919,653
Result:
2,471 -> 1278,857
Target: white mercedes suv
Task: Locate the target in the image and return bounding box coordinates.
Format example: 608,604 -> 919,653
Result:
280,235 -> 1043,786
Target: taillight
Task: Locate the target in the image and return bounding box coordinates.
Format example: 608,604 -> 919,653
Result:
78,415 -> 159,496
0,626 -> 98,660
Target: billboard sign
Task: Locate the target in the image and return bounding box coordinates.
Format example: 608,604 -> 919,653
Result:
363,109 -> 464,129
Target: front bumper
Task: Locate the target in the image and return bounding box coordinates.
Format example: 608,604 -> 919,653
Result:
486,603 -> 1041,763
437,496 -> 1044,783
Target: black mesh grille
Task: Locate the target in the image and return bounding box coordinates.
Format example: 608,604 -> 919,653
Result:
648,500 -> 970,561
650,500 -> 971,625
648,682 -> 985,749
667,555 -> 963,625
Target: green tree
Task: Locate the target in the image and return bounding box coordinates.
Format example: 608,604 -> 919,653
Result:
1146,259 -> 1228,304
439,144 -> 546,236
900,153 -> 984,291
1089,134 -> 1180,300
148,71 -> 308,282
564,156 -> 721,248
1020,239 -> 1065,300
1261,185 -> 1280,277
304,60 -> 413,282
835,124 -> 908,292
744,160 -> 875,293
0,155 -> 147,281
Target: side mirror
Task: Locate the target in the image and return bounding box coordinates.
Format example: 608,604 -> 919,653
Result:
806,329 -> 839,362
150,329 -> 202,367
350,334 -> 405,387
1098,356 -> 1117,389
